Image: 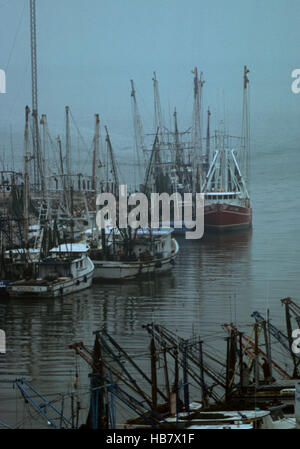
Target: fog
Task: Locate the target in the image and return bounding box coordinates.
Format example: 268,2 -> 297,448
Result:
0,0 -> 300,171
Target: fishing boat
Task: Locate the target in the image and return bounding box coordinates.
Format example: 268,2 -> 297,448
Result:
92,228 -> 179,280
202,66 -> 252,232
163,408 -> 295,429
132,68 -> 252,235
7,243 -> 94,298
202,143 -> 252,231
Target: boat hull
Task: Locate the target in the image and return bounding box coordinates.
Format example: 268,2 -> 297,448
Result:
0,281 -> 11,297
7,259 -> 94,298
204,203 -> 252,232
93,239 -> 179,280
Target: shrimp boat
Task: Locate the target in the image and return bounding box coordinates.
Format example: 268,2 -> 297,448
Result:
202,66 -> 252,232
202,134 -> 252,231
7,243 -> 94,298
162,408 -> 295,429
92,228 -> 179,280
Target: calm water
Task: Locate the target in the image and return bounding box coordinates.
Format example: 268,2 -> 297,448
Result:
0,142 -> 300,428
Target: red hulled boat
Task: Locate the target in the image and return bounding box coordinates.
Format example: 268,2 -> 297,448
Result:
202,66 -> 252,232
204,195 -> 252,231
202,141 -> 252,232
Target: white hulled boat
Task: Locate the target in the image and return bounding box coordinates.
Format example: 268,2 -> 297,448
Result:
7,243 -> 94,298
92,228 -> 179,281
164,408 -> 295,429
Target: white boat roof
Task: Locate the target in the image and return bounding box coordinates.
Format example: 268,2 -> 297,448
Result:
4,248 -> 40,254
165,409 -> 270,423
189,402 -> 202,410
97,227 -> 173,236
50,243 -> 89,253
280,388 -> 295,394
136,228 -> 173,236
205,191 -> 241,196
83,228 -> 97,235
29,224 -> 40,230
187,424 -> 253,429
218,410 -> 270,419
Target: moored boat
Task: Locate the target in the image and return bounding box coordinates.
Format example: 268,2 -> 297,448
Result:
202,140 -> 252,232
7,243 -> 94,298
204,193 -> 252,231
92,228 -> 179,281
164,408 -> 295,429
202,66 -> 252,232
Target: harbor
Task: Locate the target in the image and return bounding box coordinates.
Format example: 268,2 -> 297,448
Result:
0,0 -> 300,435
1,223 -> 300,428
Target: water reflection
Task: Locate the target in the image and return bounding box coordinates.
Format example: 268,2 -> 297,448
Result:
0,225 -> 299,428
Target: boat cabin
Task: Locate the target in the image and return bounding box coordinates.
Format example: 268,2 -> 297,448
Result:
109,228 -> 174,261
36,244 -> 90,281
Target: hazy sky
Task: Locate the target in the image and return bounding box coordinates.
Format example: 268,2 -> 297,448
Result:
1,0 -> 300,168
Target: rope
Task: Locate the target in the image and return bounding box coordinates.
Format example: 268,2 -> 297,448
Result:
4,0 -> 26,73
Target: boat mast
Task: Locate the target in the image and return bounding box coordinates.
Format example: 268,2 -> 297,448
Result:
92,114 -> 100,191
56,136 -> 67,208
30,0 -> 43,192
152,72 -> 164,143
40,114 -> 48,192
205,107 -> 211,170
24,106 -> 31,247
9,126 -> 15,171
105,127 -> 119,195
173,108 -> 182,168
65,106 -> 71,197
143,130 -> 159,194
152,72 -> 166,174
241,65 -> 250,188
130,80 -> 145,187
192,68 -> 205,193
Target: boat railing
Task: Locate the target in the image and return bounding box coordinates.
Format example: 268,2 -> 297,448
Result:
204,192 -> 242,201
